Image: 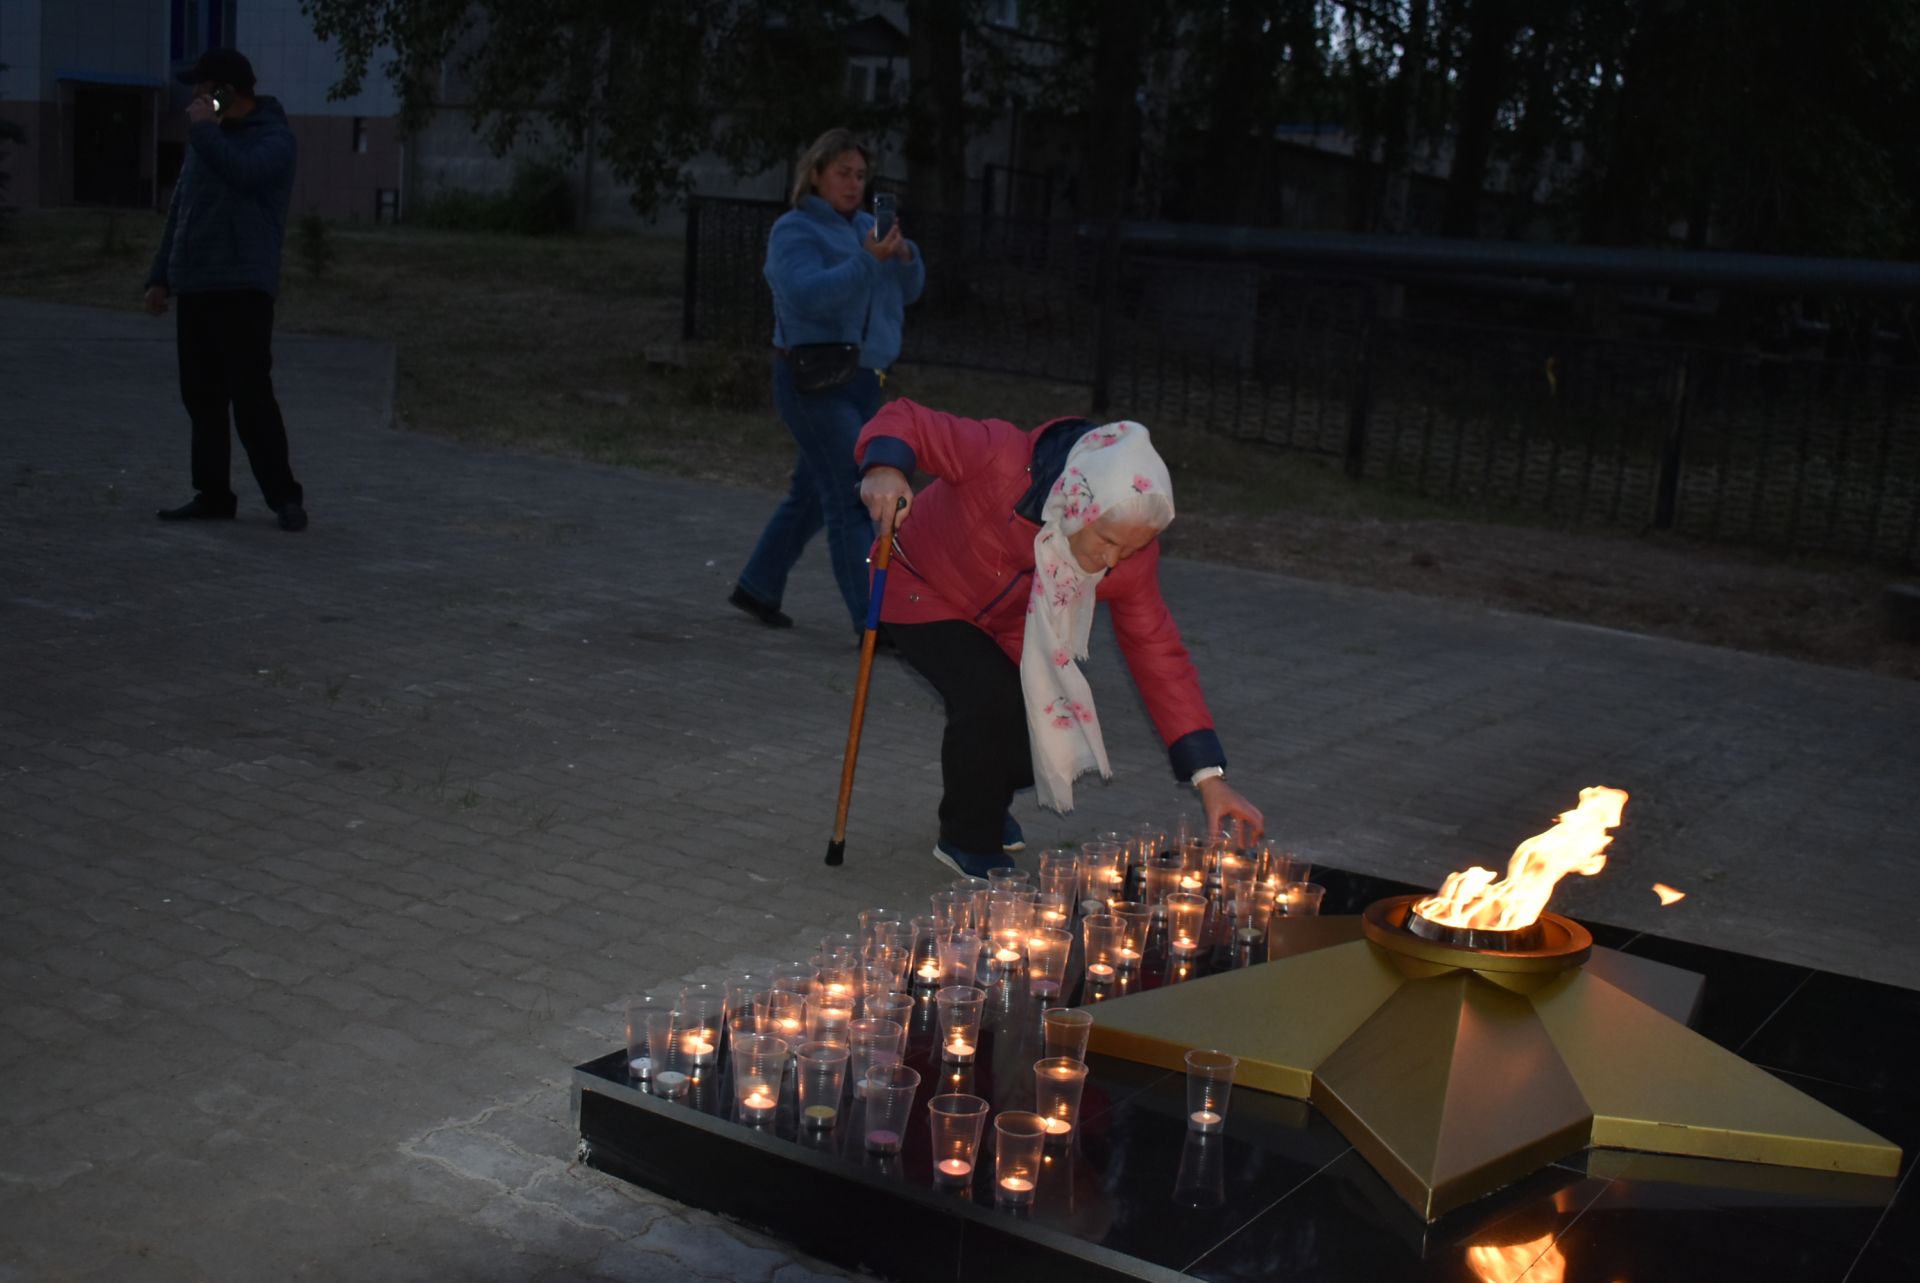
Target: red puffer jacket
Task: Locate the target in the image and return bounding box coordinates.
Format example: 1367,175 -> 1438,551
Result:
856,399 -> 1223,778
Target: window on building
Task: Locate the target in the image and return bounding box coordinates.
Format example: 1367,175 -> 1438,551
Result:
874,66 -> 894,102
846,64 -> 870,101
985,0 -> 1020,28
352,118 -> 368,154
375,189 -> 400,224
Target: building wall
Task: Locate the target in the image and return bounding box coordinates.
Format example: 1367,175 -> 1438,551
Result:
227,0 -> 401,220
0,99 -> 42,209
1,0 -> 404,216
36,0 -> 164,99
284,112 -> 401,221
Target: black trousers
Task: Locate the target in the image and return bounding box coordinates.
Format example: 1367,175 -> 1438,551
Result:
886,620 -> 1034,857
176,290 -> 302,509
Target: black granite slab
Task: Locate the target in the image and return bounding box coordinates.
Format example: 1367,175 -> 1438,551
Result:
574,867 -> 1916,1283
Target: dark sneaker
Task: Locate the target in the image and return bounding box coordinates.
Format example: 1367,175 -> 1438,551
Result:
1002,812 -> 1026,854
729,585 -> 793,629
932,840 -> 1017,879
277,501 -> 308,532
156,495 -> 237,521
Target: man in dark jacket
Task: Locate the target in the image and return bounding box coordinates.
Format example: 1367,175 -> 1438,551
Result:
145,48 -> 307,532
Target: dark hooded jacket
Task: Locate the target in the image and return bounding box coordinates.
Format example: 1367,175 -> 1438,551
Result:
146,96 -> 296,298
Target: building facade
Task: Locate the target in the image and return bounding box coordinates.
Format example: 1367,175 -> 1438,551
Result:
0,0 -> 403,220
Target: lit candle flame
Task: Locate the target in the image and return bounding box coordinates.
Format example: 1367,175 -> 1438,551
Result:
1652,882 -> 1686,906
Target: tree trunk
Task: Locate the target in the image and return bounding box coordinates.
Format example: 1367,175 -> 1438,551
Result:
1440,0 -> 1520,238
1082,0 -> 1149,222
905,0 -> 969,215
905,0 -> 972,309
1378,0 -> 1430,234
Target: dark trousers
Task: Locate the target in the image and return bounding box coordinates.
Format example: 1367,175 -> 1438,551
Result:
886,620 -> 1034,857
737,359 -> 880,629
176,290 -> 302,510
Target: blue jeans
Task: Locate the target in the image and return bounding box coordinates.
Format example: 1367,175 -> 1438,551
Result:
737,359 -> 880,629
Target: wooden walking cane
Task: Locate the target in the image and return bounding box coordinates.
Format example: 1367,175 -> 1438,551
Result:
825,499 -> 904,867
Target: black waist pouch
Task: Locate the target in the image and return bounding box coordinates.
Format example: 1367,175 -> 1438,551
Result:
787,342 -> 862,393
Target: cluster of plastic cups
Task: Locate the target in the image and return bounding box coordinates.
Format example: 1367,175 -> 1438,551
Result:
618,869 -> 1256,1209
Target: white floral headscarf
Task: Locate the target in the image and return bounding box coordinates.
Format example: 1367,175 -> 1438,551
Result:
1021,422 -> 1175,813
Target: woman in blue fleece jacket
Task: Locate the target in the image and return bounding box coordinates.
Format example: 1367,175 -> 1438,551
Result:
731,128 -> 925,635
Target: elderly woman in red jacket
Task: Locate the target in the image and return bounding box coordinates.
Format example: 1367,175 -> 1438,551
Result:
857,399 -> 1264,878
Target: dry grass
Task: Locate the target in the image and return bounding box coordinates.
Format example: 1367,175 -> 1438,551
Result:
5,208 -> 1914,680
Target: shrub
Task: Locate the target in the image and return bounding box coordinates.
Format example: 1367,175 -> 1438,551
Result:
410,158 -> 575,235
504,158 -> 573,234
297,211 -> 335,278
410,187 -> 508,232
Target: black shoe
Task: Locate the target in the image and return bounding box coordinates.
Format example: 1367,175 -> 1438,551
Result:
729,585 -> 793,629
157,495 -> 237,521
277,501 -> 308,533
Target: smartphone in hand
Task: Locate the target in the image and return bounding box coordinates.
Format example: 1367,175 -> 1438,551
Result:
872,192 -> 896,240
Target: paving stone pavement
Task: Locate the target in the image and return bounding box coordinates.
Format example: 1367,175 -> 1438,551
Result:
2,296 -> 1916,1280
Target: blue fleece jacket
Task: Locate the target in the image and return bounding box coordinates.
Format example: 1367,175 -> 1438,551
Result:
147,96 -> 297,298
764,195 -> 925,370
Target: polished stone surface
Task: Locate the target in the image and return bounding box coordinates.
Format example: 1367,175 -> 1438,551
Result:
577,867 -> 1918,1282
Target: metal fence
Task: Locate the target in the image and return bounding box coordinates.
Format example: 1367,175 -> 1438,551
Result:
684,196 -> 1920,568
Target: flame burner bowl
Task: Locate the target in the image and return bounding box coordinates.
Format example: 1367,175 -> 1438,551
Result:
1404,905 -> 1545,953
1364,895 -> 1591,973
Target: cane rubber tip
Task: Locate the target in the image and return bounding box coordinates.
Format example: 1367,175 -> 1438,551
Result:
825,840 -> 846,867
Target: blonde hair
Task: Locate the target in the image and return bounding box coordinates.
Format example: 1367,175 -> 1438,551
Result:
790,128 -> 871,207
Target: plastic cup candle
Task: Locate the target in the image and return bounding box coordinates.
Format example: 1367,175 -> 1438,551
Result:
993,1112 -> 1048,1208
935,985 -> 985,1064
1166,891 -> 1208,970
927,1093 -> 989,1188
795,1040 -> 848,1131
681,1031 -> 716,1067
938,931 -> 982,988
625,994 -> 666,1081
1033,1057 -> 1089,1139
651,1070 -> 689,1101
764,988 -> 806,1044
1042,1007 -> 1095,1063
1186,1048 -> 1238,1135
863,1063 -> 921,1155
849,1017 -> 905,1086
1281,881 -> 1327,918
731,1033 -> 788,1125
1082,913 -> 1122,983
1025,926 -> 1073,1000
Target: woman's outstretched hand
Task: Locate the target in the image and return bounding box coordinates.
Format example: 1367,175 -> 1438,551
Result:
1199,777 -> 1265,847
865,221 -> 907,262
860,466 -> 913,527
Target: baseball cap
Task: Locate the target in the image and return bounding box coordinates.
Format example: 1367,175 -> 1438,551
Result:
176,48 -> 255,90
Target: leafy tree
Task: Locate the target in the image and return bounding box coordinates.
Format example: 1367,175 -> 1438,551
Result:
301,0 -> 867,217
1564,0 -> 1920,259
